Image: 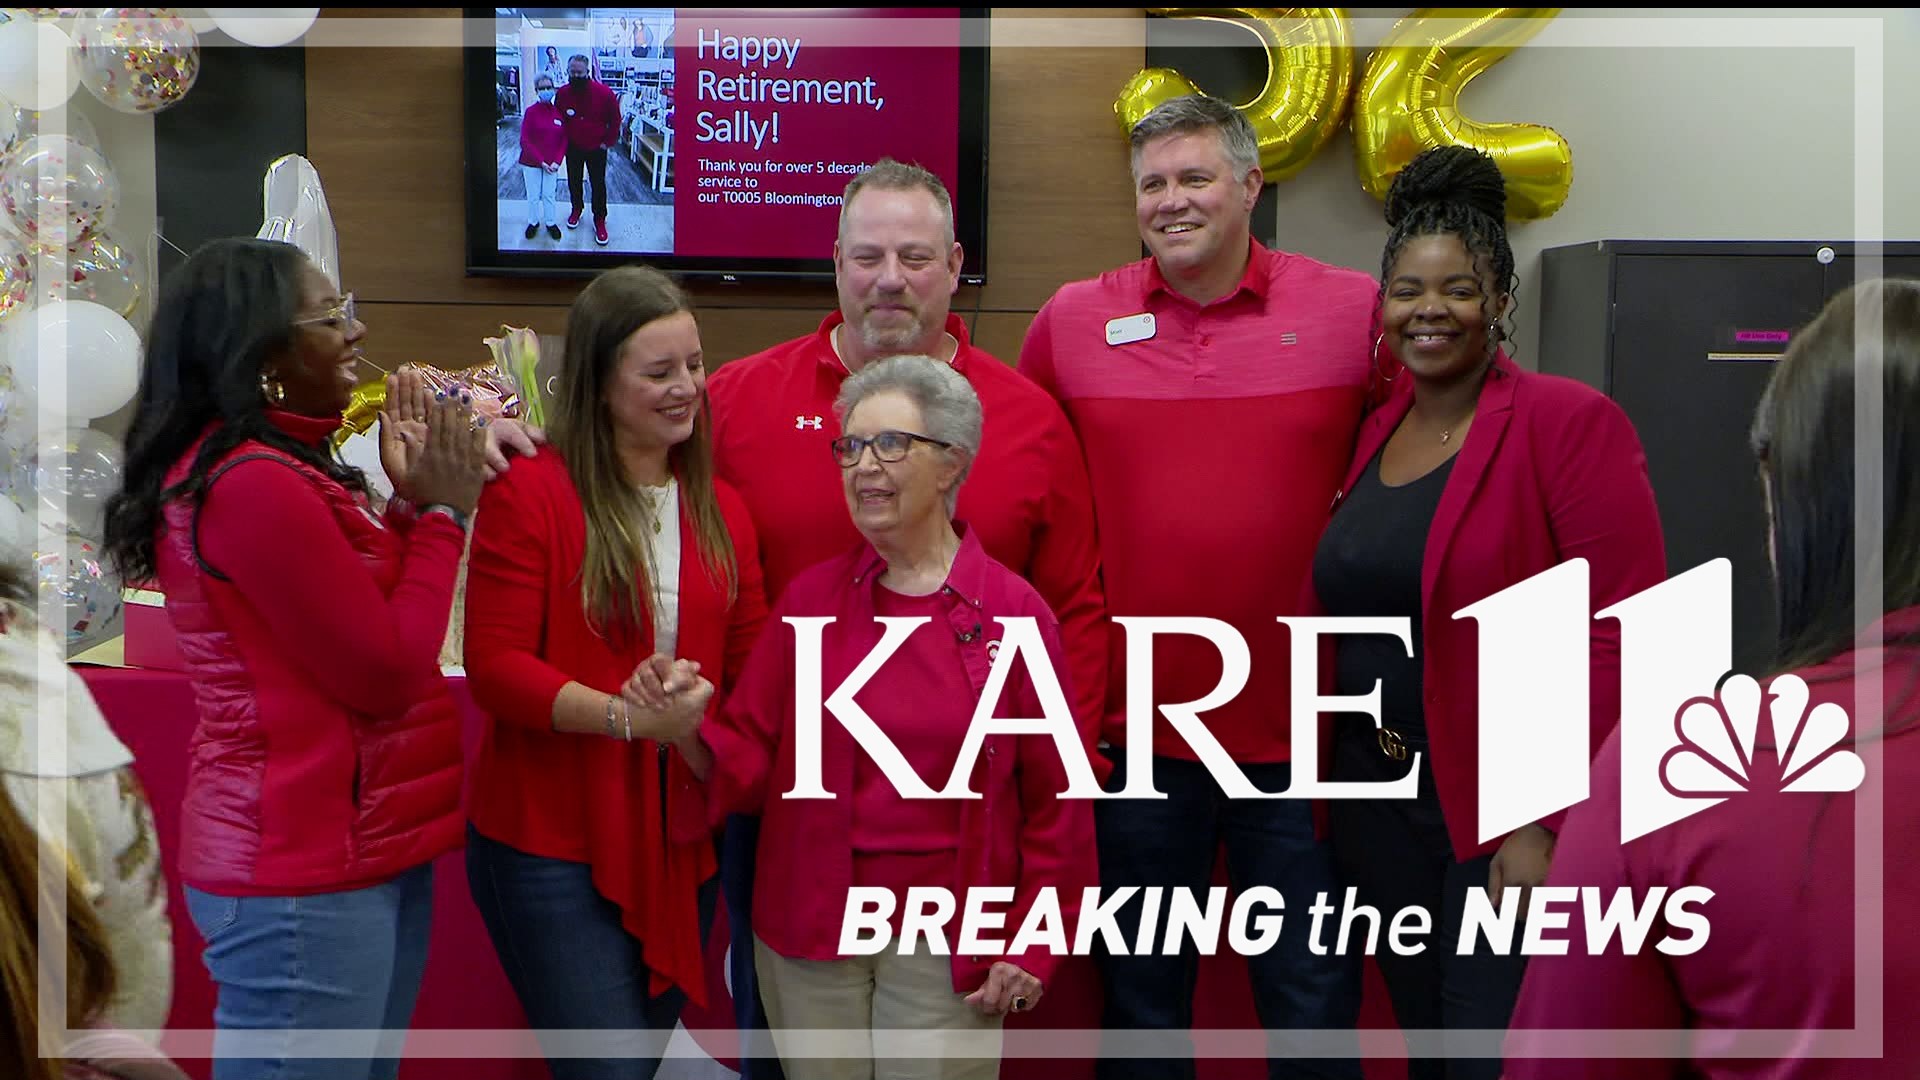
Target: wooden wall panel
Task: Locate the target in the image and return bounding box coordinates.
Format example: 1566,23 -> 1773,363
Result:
306,9 -> 1143,373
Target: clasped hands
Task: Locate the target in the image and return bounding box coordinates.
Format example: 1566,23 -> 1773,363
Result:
620,653 -> 714,745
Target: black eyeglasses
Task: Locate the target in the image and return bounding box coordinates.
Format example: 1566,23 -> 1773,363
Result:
830,429 -> 951,468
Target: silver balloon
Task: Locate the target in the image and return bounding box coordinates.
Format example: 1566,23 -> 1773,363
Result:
34,528 -> 121,654
11,426 -> 123,538
0,134 -> 118,247
256,154 -> 339,289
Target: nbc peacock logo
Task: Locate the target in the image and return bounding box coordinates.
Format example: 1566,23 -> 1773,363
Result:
1659,673 -> 1865,799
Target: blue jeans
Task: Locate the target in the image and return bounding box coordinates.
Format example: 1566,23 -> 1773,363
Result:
721,814 -> 785,1080
1093,753 -> 1363,1080
465,824 -> 719,1080
184,862 -> 435,1080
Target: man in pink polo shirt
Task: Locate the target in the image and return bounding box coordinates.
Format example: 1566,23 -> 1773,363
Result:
1020,94 -> 1378,1078
707,158 -> 1107,1079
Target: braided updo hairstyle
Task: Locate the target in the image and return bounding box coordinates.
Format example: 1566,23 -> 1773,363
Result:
1379,146 -> 1517,356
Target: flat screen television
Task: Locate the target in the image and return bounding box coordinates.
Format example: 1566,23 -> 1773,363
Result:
465,7 -> 990,282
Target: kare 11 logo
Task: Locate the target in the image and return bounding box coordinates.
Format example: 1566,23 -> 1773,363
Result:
1463,557 -> 1864,846
785,557 -> 1865,843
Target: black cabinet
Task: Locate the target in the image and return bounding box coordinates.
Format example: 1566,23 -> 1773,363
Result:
1538,240 -> 1920,676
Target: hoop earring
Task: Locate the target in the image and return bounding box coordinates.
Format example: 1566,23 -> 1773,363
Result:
260,372 -> 287,407
1372,332 -> 1399,383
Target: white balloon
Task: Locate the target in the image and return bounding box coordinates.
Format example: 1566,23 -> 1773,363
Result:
176,9 -> 222,35
206,8 -> 317,48
0,301 -> 141,421
0,18 -> 80,111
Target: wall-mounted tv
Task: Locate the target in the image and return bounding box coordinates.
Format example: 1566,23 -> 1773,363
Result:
465,7 -> 990,282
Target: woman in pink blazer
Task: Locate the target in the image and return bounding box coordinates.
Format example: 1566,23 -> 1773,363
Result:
1302,146 -> 1668,1079
1504,278 -> 1920,1078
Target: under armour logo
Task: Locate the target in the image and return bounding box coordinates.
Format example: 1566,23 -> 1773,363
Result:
796,415 -> 823,430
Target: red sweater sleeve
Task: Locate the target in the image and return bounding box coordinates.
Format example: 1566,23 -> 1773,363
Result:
598,85 -> 621,148
197,457 -> 463,717
704,589 -> 794,823
1002,605 -> 1097,988
719,489 -> 770,694
1503,732 -> 1685,1079
463,465 -> 573,731
1534,389 -> 1669,836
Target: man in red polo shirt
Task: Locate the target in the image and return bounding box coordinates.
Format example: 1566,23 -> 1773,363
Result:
555,52 -> 619,246
1020,94 -> 1377,1079
707,158 -> 1107,1078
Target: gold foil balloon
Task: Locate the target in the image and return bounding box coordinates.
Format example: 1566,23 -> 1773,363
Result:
1114,8 -> 1354,182
336,379 -> 386,446
1352,8 -> 1571,221
73,8 -> 202,115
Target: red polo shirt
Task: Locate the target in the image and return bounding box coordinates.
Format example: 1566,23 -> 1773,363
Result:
1020,239 -> 1379,763
707,313 -> 1109,775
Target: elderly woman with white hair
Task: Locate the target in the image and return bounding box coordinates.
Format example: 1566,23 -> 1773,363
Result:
703,354 -> 1097,1079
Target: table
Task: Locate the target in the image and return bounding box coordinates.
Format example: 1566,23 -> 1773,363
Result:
78,665 -> 1406,1080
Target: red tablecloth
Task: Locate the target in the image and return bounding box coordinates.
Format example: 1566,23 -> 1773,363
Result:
78,665 -> 1405,1080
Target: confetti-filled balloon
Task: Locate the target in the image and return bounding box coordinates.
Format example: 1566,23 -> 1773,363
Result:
0,232 -> 30,327
75,8 -> 201,114
10,426 -> 124,538
0,135 -> 118,248
0,103 -> 99,175
40,231 -> 144,318
34,528 -> 121,653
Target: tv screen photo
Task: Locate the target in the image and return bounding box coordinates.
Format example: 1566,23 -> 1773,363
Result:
470,7 -> 989,281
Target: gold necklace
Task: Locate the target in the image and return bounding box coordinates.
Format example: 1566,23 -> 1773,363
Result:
638,482 -> 670,535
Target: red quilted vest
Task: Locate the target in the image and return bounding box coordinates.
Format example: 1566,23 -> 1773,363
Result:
155,413 -> 464,894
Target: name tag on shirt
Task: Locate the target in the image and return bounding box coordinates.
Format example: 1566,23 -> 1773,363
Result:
1106,312 -> 1156,346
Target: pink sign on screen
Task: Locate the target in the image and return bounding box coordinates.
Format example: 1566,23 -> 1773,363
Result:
675,9 -> 963,260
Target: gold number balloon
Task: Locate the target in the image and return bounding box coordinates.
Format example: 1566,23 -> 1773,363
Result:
1114,8 -> 1354,183
1351,8 -> 1572,221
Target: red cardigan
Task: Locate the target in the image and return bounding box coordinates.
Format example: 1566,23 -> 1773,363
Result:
1505,608 -> 1920,1079
462,447 -> 768,1006
1305,355 -> 1669,859
702,526 -> 1098,992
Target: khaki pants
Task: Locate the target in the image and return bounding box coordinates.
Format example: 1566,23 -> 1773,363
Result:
754,936 -> 1005,1080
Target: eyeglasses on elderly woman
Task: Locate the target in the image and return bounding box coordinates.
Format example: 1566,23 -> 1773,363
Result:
829,429 -> 952,468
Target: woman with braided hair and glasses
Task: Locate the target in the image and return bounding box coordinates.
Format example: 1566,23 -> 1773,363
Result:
1300,145 -> 1668,1079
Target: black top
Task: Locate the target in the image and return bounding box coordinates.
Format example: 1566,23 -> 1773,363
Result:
1311,448 -> 1456,748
